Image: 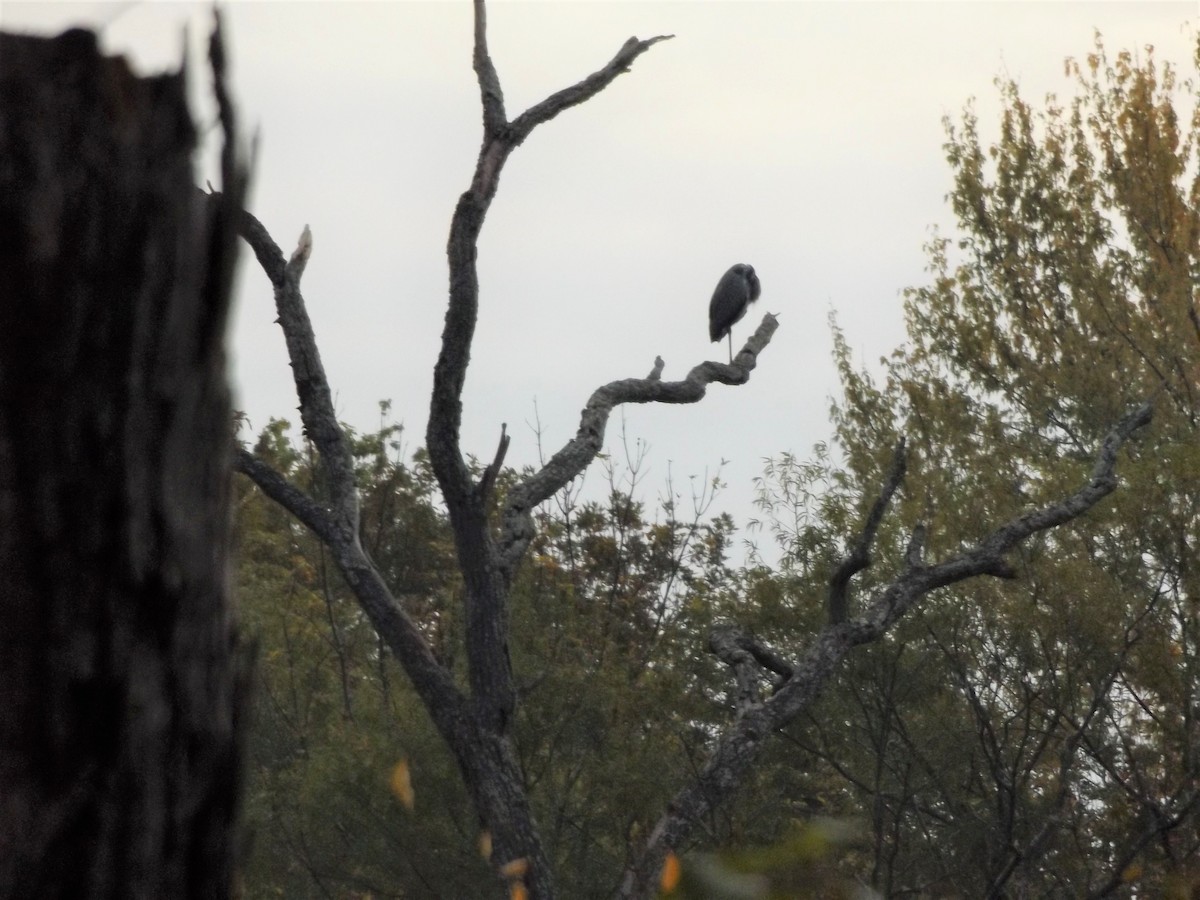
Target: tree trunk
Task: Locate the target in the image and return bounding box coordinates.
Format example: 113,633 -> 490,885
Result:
0,28 -> 247,899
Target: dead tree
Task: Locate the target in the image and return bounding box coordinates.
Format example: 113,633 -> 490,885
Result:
230,0 -> 774,895
0,24 -> 248,900
228,2 -> 1152,898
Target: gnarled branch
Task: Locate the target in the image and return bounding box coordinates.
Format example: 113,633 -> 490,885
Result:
710,624 -> 795,719
428,14 -> 672,507
499,313 -> 778,581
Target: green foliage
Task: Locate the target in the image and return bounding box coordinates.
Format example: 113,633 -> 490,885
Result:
746,33 -> 1200,896
238,417 -> 488,898
508,462 -> 754,896
236,418 -> 760,897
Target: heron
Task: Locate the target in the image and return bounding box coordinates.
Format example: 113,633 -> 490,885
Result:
709,263 -> 761,363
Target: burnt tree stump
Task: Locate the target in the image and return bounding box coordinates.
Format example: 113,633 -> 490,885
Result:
0,27 -> 247,899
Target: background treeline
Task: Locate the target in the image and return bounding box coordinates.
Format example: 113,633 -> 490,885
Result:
237,38 -> 1199,898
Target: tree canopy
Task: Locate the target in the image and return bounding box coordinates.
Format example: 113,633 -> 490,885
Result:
781,36 -> 1200,896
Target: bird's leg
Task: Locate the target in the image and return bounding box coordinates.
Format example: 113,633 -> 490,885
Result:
727,332 -> 733,364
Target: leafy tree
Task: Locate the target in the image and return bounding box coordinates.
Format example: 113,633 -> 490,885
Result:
753,35 -> 1200,896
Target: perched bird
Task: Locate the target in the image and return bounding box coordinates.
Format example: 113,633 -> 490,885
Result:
709,263 -> 761,363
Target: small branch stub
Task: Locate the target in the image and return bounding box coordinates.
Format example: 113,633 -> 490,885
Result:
478,423 -> 511,502
289,224 -> 312,271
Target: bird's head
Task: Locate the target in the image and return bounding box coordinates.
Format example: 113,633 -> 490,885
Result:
733,263 -> 761,302
747,266 -> 761,302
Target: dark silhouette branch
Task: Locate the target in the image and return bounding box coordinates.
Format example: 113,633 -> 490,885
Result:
472,0 -> 506,134
233,449 -> 338,544
234,204 -> 286,283
429,16 -> 672,506
509,34 -> 674,142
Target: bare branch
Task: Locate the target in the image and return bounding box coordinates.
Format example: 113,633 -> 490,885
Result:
226,9 -> 677,895
709,624 -> 796,720
430,20 -> 673,511
230,203 -> 286,284
478,422 -> 510,502
233,447 -> 468,766
499,313 -> 779,581
472,0 -> 506,134
618,402 -> 1152,900
420,26 -> 678,888
227,207 -> 470,733
509,34 -> 674,143
709,625 -> 765,717
744,637 -> 794,681
827,437 -> 907,624
849,402 -> 1152,640
231,211 -> 360,533
233,448 -> 337,544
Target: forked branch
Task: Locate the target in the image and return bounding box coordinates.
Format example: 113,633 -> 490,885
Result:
228,207 -> 466,748
424,1 -> 679,770
619,402 -> 1152,899
429,6 -> 672,509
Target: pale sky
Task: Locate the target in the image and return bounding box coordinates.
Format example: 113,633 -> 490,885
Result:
4,2 -> 1197,563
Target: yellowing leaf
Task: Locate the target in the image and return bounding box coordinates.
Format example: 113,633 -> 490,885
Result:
499,857 -> 529,879
509,884 -> 528,900
478,830 -> 493,861
1122,863 -> 1143,883
389,759 -> 414,810
660,851 -> 681,893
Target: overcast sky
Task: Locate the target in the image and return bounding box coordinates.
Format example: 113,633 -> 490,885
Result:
4,2 -> 1197,563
